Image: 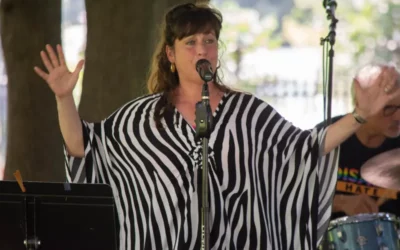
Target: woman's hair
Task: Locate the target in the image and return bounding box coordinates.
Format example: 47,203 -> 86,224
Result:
146,2 -> 231,129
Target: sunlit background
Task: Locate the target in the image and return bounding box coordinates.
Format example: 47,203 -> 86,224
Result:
1,0 -> 399,177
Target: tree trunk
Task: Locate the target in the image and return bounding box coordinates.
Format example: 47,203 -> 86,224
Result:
79,0 -> 155,122
149,0 -> 196,51
0,0 -> 65,181
79,0 -> 195,122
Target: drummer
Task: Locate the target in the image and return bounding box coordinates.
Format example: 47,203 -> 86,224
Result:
318,63 -> 400,220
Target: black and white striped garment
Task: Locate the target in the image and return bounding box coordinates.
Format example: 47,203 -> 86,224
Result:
65,91 -> 339,250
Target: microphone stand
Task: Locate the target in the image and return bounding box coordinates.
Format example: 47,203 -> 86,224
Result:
317,2 -> 338,248
321,0 -> 338,126
195,82 -> 212,250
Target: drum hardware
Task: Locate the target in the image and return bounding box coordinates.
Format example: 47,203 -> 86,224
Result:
376,223 -> 384,236
356,235 -> 367,246
336,230 -> 346,242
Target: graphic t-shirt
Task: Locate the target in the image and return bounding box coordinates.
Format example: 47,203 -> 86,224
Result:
319,115 -> 400,219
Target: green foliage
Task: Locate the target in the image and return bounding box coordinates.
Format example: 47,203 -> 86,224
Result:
289,7 -> 313,24
217,0 -> 400,89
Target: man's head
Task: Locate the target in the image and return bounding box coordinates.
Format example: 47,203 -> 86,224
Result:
352,63 -> 400,138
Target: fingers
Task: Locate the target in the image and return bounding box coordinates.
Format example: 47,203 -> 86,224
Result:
352,79 -> 363,107
45,44 -> 60,68
356,65 -> 382,88
387,87 -> 400,102
374,67 -> 387,88
382,67 -> 398,94
57,44 -> 66,66
38,44 -> 63,72
39,44 -> 65,71
33,66 -> 48,80
397,71 -> 400,86
353,78 -> 363,96
71,59 -> 85,81
353,78 -> 360,90
36,44 -> 68,76
40,50 -> 54,72
74,59 -> 85,74
387,70 -> 400,97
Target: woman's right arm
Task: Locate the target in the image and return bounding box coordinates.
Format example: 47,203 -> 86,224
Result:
34,44 -> 85,157
56,95 -> 84,157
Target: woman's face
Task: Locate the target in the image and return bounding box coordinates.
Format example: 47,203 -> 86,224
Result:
166,31 -> 218,85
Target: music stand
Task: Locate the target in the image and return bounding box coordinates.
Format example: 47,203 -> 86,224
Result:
0,181 -> 117,250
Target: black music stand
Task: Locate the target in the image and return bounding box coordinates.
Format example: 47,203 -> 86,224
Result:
0,181 -> 117,250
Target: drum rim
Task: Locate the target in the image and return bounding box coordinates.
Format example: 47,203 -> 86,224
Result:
329,212 -> 399,228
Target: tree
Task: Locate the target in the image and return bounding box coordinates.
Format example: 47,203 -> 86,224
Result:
79,0 -> 194,122
0,0 -> 65,181
0,0 -> 196,181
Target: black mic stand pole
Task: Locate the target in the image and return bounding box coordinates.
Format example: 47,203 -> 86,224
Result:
322,0 -> 338,125
195,81 -> 212,250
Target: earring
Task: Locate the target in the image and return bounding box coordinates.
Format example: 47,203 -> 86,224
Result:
170,63 -> 176,73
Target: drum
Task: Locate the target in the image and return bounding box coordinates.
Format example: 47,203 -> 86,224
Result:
323,213 -> 400,250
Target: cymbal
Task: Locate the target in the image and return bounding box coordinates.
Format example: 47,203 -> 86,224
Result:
360,148 -> 400,191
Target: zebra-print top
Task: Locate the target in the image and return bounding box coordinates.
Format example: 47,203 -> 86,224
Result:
65,91 -> 339,250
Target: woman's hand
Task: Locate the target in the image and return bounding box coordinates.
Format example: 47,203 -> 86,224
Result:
34,44 -> 84,99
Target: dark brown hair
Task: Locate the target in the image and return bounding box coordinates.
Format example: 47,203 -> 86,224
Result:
147,2 -> 230,128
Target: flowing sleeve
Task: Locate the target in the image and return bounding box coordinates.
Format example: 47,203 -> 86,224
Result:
308,127 -> 339,246
63,119 -> 111,184
259,103 -> 339,249
62,95 -> 157,185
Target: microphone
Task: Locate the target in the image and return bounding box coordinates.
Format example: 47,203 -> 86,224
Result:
323,0 -> 337,20
196,59 -> 214,82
